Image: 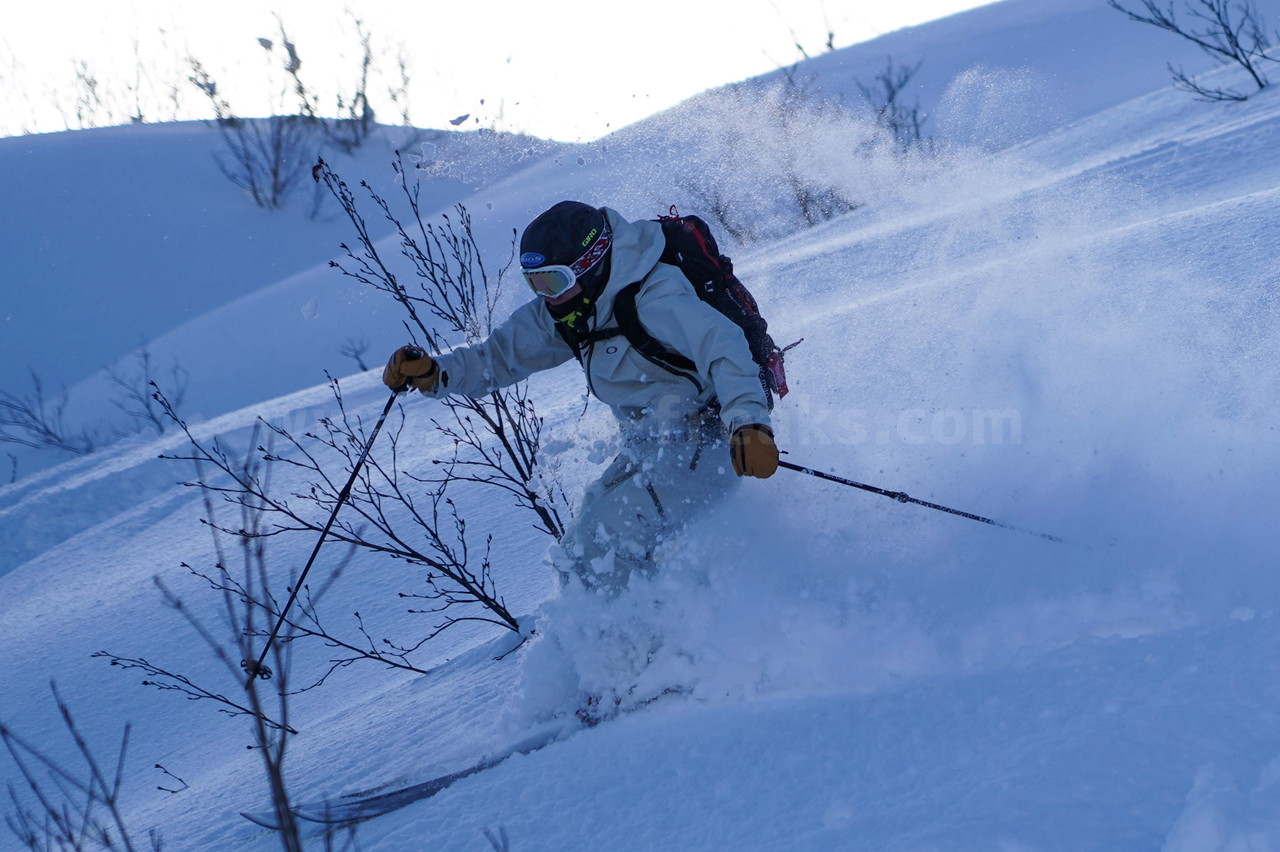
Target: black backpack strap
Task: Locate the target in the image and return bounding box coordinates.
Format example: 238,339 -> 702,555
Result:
554,323 -> 581,362
612,281 -> 704,394
554,321 -> 623,363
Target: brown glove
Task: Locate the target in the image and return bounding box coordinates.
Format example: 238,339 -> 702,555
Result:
382,345 -> 439,393
729,424 -> 778,478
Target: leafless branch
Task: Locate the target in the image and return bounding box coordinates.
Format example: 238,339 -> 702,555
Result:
1109,0 -> 1275,96
339,337 -> 371,372
856,57 -> 931,154
188,59 -> 316,209
107,348 -> 188,437
99,433 -> 307,849
154,379 -> 522,644
0,371 -> 98,455
315,159 -> 568,540
1,683 -> 161,851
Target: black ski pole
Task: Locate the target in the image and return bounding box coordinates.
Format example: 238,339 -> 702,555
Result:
777,459 -> 1063,544
245,353 -> 421,686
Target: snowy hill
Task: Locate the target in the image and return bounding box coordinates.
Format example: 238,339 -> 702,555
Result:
0,121 -> 562,468
4,0 -> 1280,849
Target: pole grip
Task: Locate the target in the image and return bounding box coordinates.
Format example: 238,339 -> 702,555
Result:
392,346 -> 428,394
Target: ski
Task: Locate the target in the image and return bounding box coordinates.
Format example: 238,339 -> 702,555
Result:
240,720 -> 575,829
240,688 -> 686,830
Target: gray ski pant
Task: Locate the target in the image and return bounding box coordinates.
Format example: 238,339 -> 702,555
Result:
555,407 -> 738,595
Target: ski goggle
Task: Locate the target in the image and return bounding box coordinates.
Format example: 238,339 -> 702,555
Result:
522,264 -> 578,299
522,219 -> 612,300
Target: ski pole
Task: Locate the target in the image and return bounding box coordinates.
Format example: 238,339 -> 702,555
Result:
245,352 -> 422,686
777,459 -> 1063,544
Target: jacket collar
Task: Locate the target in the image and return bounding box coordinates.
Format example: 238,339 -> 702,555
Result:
587,208 -> 665,328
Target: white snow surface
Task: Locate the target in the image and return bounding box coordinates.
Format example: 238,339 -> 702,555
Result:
4,0 -> 1280,849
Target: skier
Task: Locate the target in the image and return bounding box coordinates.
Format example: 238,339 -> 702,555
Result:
382,200 -> 777,595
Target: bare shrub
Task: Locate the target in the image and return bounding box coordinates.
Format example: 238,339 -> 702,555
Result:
650,77 -> 868,243
271,14 -> 377,154
653,59 -> 942,244
0,372 -> 98,456
774,9 -> 838,61
68,60 -> 111,130
1108,0 -> 1276,100
327,15 -> 377,152
315,158 -> 568,541
189,59 -> 316,210
857,57 -> 933,153
97,434 -> 307,849
0,45 -> 39,136
2,683 -> 162,851
149,381 -> 523,669
339,337 -> 371,372
188,14 -> 413,208
1,347 -> 186,472
107,348 -> 189,437
386,46 -> 414,127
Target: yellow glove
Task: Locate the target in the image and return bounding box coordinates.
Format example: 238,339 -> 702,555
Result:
729,424 -> 778,478
382,345 -> 439,393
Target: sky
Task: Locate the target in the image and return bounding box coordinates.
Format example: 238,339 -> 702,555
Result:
1,0 -> 998,142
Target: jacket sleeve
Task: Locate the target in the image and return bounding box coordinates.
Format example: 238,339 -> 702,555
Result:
421,299 -> 576,399
633,268 -> 772,432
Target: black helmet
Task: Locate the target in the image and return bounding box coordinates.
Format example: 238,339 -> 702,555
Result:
520,201 -> 612,299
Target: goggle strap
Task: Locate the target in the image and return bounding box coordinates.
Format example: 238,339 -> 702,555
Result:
569,219 -> 612,277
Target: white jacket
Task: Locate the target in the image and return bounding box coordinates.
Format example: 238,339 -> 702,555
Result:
425,208 -> 772,436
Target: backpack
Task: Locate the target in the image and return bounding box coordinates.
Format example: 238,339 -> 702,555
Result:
558,208 -> 790,409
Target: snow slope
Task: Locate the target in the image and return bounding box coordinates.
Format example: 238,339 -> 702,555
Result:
4,0 -> 1280,849
0,121 -> 561,478
0,0 -> 1229,477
